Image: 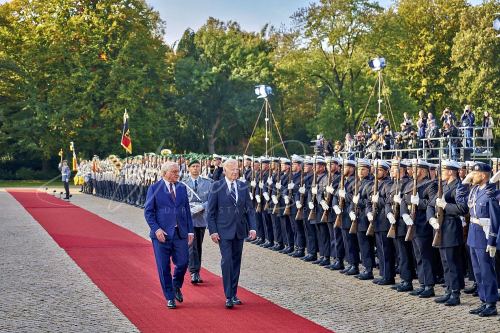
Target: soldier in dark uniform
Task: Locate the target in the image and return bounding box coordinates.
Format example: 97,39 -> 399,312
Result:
275,158 -> 294,254
386,159 -> 416,292
287,155 -> 306,258
211,154 -> 224,181
400,160 -> 438,298
250,158 -> 265,245
427,160 -> 468,306
269,158 -> 284,251
466,162 -> 498,317
300,157 -> 319,262
351,159 -> 376,280
333,159 -> 360,275
367,160 -> 396,285
258,157 -> 275,248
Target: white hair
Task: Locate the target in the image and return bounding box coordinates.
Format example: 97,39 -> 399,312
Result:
223,158 -> 238,171
160,161 -> 179,176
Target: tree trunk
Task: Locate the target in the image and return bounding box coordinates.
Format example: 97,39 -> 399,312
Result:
207,112 -> 222,154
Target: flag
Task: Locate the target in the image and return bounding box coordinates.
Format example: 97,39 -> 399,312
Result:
121,110 -> 132,154
69,142 -> 78,171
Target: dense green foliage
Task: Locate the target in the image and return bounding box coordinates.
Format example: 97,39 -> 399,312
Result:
0,0 -> 498,175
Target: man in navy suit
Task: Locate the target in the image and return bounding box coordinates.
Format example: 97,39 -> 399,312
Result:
144,162 -> 194,309
207,159 -> 257,308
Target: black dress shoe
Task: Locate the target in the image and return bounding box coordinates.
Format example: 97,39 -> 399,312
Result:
319,258 -> 331,266
232,296 -> 242,305
312,257 -> 324,265
357,271 -> 374,280
339,265 -> 352,274
175,288 -> 183,303
261,241 -> 273,248
292,251 -> 305,258
444,292 -> 460,306
376,278 -> 396,286
391,283 -> 400,290
279,246 -> 290,254
167,299 -> 176,309
478,304 -> 497,317
191,273 -> 199,284
283,247 -> 294,254
470,303 -> 487,314
418,286 -> 435,298
409,286 -> 424,296
330,260 -> 345,271
464,282 -> 477,294
225,298 -> 234,308
345,266 -> 359,276
302,254 -> 317,262
434,292 -> 451,304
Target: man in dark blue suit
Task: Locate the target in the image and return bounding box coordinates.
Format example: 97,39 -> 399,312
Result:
207,159 -> 257,308
144,162 -> 194,309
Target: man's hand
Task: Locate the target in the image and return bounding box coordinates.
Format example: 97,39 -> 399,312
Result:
320,200 -> 329,211
248,230 -> 257,241
410,195 -> 420,206
275,183 -> 282,190
486,245 -> 497,258
353,194 -> 359,205
155,228 -> 167,243
299,186 -> 306,194
210,233 -> 220,244
371,193 -> 379,204
263,192 -> 270,202
188,233 -> 194,246
436,197 -> 447,209
367,212 -> 374,222
295,201 -> 302,209
333,205 -> 341,215
338,189 -> 346,199
387,212 -> 396,225
349,211 -> 356,221
287,183 -> 294,190
429,217 -> 439,230
284,196 -> 290,205
311,186 -> 318,195
402,214 -> 413,226
250,180 -> 257,188
393,194 -> 402,204
326,185 -> 334,194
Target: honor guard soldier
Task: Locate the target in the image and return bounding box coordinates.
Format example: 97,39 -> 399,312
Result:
259,157 -> 275,248
275,158 -> 294,254
300,157 -> 319,262
286,155 -> 306,258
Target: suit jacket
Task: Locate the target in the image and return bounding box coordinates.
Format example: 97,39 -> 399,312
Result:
182,176 -> 213,228
207,179 -> 257,240
144,180 -> 194,240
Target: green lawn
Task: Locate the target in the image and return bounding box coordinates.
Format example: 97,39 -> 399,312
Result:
0,180 -> 79,188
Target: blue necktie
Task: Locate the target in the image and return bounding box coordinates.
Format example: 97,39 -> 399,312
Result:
194,179 -> 198,192
230,182 -> 237,205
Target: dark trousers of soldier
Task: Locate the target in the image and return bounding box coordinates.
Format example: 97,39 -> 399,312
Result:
261,212 -> 274,243
470,246 -> 499,303
395,237 -> 416,282
375,232 -> 396,280
412,235 -> 435,286
357,232 -> 375,272
327,223 -> 345,261
280,215 -> 295,248
292,216 -> 306,250
255,211 -> 265,240
189,226 -> 206,274
315,223 -> 330,258
432,247 -> 444,282
304,212 -> 318,255
342,228 -> 360,267
464,245 -> 476,282
272,214 -> 283,245
439,246 -> 464,291
63,180 -> 70,199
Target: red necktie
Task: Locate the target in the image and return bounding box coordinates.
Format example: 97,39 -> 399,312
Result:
169,183 -> 176,201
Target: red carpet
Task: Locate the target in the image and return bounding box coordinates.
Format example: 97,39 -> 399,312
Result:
9,190 -> 332,333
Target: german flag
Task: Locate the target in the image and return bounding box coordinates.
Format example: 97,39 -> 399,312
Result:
121,110 -> 132,154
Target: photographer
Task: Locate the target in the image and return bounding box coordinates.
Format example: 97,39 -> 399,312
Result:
460,105 -> 475,148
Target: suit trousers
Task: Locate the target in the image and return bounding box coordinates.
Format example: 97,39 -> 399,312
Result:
219,238 -> 244,299
189,226 -> 206,274
152,229 -> 189,301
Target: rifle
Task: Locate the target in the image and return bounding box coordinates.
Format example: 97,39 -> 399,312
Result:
263,162 -> 274,211
272,161 -> 282,215
432,160 -> 444,247
321,158 -> 333,222
366,160 -> 378,236
307,156 -> 318,221
334,160 -> 346,228
387,161 -> 400,239
295,165 -> 305,220
349,160 -> 359,234
284,163 -> 292,216
405,163 -> 418,241
256,165 -> 264,213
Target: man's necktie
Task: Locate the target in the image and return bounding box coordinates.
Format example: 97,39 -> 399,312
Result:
194,179 -> 198,193
169,183 -> 176,201
230,182 -> 237,205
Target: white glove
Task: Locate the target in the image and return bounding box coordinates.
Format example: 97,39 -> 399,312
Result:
367,212 -> 374,222
353,194 -> 359,205
460,217 -> 466,227
299,186 -> 306,194
258,181 -> 264,189
249,193 -> 254,201
296,201 -> 302,209
436,197 -> 447,209
275,183 -> 282,190
263,192 -> 270,201
393,194 -> 402,204
402,214 -> 413,226
272,195 -> 278,205
333,205 -> 341,215
311,186 -> 318,195
308,201 -> 315,210
410,195 -> 420,206
255,195 -> 261,203
429,217 -> 439,230
487,245 -> 497,258
371,193 -> 379,204
320,200 -> 329,211
326,185 -> 334,194
284,196 -> 290,205
287,183 -> 294,190
239,177 -> 246,183
387,212 -> 396,225
267,177 -> 273,185
250,180 -> 257,187
349,211 -> 356,221
338,189 -> 346,199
